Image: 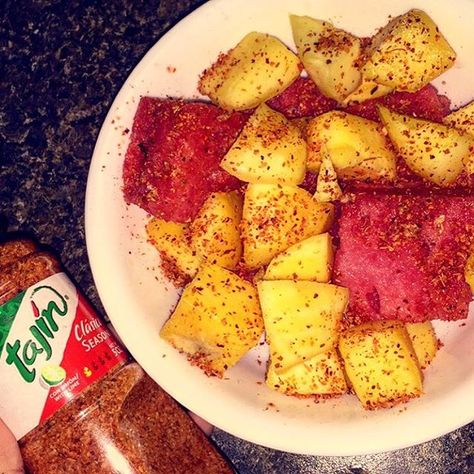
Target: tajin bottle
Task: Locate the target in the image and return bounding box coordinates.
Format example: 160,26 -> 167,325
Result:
0,239 -> 232,473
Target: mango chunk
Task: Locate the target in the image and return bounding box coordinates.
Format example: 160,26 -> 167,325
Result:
362,9 -> 456,92
444,101 -> 474,137
146,218 -> 201,278
314,152 -> 343,203
406,322 -> 438,369
266,350 -> 347,397
189,191 -> 242,270
258,280 -> 348,372
221,104 -> 306,185
378,105 -> 473,186
339,320 -> 423,409
291,15 -> 361,102
199,32 -> 301,111
342,76 -> 393,105
307,111 -> 396,180
160,263 -> 264,377
444,102 -> 474,175
264,233 -> 334,282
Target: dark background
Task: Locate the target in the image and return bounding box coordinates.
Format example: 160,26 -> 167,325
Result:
1,1 -> 473,472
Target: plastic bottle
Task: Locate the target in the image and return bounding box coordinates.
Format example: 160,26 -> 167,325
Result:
0,240 -> 231,473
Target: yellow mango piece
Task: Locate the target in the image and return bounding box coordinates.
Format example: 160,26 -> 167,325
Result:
258,280 -> 348,372
264,233 -> 334,282
189,191 -> 242,270
314,152 -> 343,203
241,184 -> 334,269
146,218 -> 201,278
444,102 -> 474,174
160,263 -> 264,377
339,320 -> 423,410
266,350 -> 347,397
199,32 -> 301,111
290,15 -> 362,102
307,111 -> 396,180
220,104 -> 306,185
378,105 -> 473,186
405,322 -> 438,370
362,9 -> 456,92
444,101 -> 474,136
342,76 -> 393,105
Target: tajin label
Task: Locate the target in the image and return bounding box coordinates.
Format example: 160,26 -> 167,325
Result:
0,273 -> 127,440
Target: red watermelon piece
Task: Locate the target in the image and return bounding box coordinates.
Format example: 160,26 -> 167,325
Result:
268,78 -> 450,123
267,77 -> 337,119
122,97 -> 249,222
345,84 -> 451,122
333,193 -> 474,325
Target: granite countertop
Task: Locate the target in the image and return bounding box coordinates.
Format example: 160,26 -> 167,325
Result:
1,1 -> 473,472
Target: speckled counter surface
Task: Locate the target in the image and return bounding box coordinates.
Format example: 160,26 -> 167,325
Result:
1,1 -> 473,472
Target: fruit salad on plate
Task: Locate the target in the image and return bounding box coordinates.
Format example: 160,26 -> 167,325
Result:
122,9 -> 474,411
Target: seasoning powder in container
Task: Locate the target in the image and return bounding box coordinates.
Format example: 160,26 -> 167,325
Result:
0,245 -> 233,473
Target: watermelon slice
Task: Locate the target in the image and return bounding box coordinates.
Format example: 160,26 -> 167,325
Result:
334,193 -> 474,325
267,77 -> 337,119
345,84 -> 451,123
123,98 -> 248,222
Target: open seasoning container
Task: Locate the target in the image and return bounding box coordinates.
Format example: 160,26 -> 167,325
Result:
0,239 -> 232,473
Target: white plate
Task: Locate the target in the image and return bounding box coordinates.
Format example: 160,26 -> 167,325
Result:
85,0 -> 474,456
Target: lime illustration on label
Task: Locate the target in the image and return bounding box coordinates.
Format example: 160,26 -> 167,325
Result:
40,364 -> 66,388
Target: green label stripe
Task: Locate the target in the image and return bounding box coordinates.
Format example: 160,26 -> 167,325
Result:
0,291 -> 26,357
